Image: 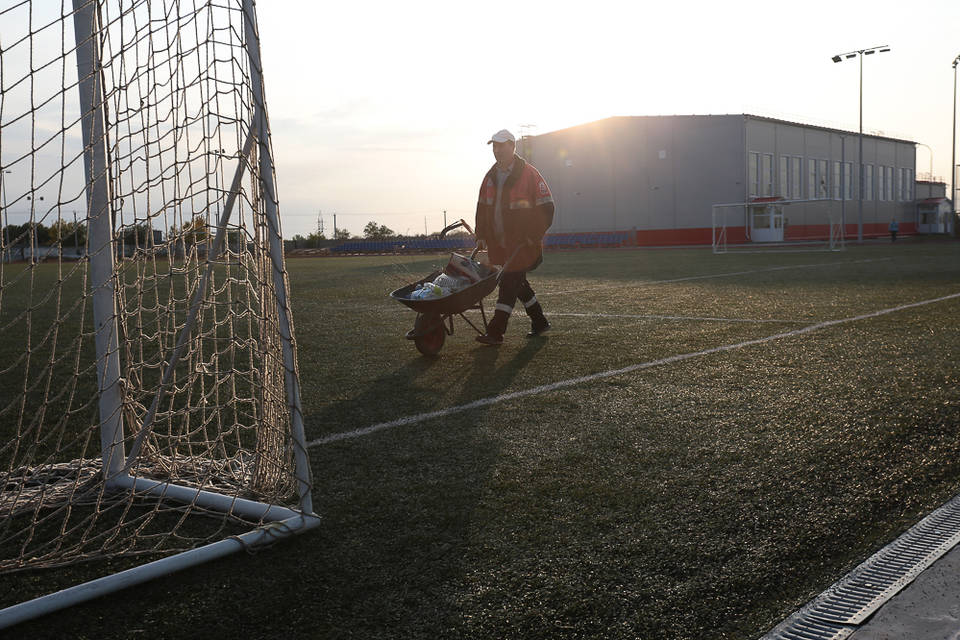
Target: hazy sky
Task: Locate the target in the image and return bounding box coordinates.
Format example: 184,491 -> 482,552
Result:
257,0 -> 960,239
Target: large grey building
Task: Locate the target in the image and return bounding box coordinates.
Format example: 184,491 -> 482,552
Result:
524,115 -> 917,246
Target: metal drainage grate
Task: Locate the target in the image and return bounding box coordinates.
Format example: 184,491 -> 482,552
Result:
762,613 -> 856,640
761,492 -> 960,639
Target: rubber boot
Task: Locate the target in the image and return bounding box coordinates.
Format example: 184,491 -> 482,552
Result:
477,308 -> 510,345
522,296 -> 550,336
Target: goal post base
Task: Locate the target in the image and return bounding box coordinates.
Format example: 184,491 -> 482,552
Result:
0,511 -> 321,630
112,474 -> 310,522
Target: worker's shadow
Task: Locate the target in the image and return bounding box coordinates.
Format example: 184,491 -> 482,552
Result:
306,355 -> 440,440
455,335 -> 547,408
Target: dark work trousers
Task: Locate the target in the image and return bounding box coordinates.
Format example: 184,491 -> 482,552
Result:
486,270 -> 547,337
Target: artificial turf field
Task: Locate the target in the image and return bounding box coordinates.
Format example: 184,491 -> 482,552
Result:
7,238 -> 960,639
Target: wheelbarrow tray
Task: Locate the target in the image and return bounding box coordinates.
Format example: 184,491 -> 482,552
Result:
390,263 -> 500,316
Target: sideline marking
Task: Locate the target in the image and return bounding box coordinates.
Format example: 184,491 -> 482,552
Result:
542,257 -> 892,296
547,312 -> 806,324
309,290 -> 960,447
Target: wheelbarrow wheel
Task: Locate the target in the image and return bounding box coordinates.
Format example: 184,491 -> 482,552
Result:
414,313 -> 445,356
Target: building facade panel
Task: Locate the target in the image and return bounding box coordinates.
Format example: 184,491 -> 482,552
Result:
527,114 -> 917,245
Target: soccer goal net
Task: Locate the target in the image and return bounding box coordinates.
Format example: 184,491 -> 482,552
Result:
712,197 -> 846,254
0,0 -> 316,627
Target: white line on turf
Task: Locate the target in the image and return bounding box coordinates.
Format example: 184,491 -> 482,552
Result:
308,291 -> 960,447
541,257 -> 892,296
547,312 -> 806,324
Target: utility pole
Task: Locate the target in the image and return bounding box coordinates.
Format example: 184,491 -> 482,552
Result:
317,210 -> 323,237
333,213 -> 337,239
443,210 -> 447,229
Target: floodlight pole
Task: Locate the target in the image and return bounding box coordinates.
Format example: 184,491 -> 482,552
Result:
916,143 -> 933,181
833,46 -> 890,243
952,55 -> 959,236
857,51 -> 873,244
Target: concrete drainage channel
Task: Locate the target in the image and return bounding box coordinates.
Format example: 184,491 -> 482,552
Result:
761,492 -> 960,640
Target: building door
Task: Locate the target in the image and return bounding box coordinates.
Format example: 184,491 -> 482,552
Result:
918,207 -> 942,234
749,204 -> 784,242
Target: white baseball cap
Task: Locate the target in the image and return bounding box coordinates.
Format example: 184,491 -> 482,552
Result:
487,129 -> 516,144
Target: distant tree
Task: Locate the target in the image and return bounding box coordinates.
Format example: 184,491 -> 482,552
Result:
49,219 -> 88,246
120,222 -> 152,247
170,214 -> 208,245
2,223 -> 30,247
226,229 -> 245,251
2,222 -> 49,246
362,221 -> 395,240
333,227 -> 352,240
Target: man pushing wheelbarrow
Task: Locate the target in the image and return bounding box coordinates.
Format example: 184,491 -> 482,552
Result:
390,128 -> 554,355
474,128 -> 555,345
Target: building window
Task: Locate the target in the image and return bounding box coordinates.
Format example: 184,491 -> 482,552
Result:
749,152 -> 759,197
762,153 -> 774,196
808,158 -> 817,199
885,166 -> 894,201
843,162 -> 852,200
899,168 -> 913,201
864,164 -> 873,201
779,156 -> 802,199
832,161 -> 841,200
779,156 -> 789,198
792,156 -> 802,199
818,159 -> 829,198
877,166 -> 885,201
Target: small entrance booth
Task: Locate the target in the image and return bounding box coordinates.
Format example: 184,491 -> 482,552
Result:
916,197 -> 954,235
748,196 -> 785,243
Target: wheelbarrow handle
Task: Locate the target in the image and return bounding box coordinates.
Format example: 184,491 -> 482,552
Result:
439,218 -> 475,238
439,219 -> 484,260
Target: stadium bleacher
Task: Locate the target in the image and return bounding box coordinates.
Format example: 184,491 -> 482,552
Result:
330,236 -> 476,254
330,231 -> 632,255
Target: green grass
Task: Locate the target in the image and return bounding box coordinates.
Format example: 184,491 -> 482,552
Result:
5,238 -> 960,639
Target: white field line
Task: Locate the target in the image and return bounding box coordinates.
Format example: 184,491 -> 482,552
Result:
541,257 -> 892,296
547,312 -> 806,324
308,290 -> 960,447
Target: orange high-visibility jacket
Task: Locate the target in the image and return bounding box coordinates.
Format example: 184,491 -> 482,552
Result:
475,155 -> 555,271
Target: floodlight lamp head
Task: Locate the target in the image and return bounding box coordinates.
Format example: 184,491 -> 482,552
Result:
832,55 -> 842,63
864,50 -> 875,55
846,53 -> 856,59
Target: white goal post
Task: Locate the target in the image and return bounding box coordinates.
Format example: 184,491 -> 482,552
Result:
0,0 -> 317,628
712,197 -> 846,254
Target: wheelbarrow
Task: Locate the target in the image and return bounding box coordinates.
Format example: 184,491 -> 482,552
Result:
389,220 -> 520,355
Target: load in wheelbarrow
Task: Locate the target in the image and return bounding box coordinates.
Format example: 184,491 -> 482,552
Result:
390,220 -> 518,355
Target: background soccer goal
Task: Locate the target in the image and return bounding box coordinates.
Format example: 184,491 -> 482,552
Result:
712,197 -> 846,254
0,0 -> 317,627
